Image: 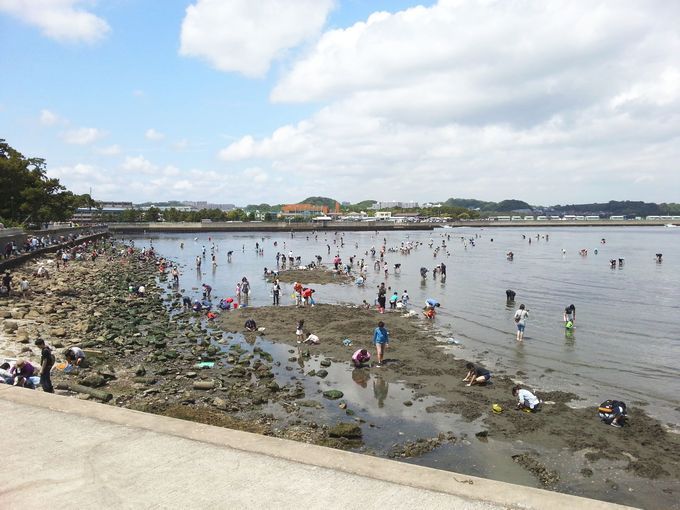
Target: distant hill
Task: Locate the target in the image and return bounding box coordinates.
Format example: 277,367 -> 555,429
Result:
444,198 -> 532,212
353,200 -> 377,209
299,196 -> 338,209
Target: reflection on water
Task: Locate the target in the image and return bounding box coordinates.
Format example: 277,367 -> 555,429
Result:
372,375 -> 389,408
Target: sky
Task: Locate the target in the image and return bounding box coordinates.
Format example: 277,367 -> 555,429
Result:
1,0 -> 679,206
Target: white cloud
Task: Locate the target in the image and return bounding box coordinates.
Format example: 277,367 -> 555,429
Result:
39,109 -> 59,126
145,128 -> 165,141
179,0 -> 334,77
97,144 -> 121,156
122,155 -> 156,174
0,0 -> 110,43
215,0 -> 680,203
61,127 -> 104,145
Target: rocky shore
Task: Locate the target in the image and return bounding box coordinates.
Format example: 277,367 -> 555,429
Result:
1,246 -> 679,508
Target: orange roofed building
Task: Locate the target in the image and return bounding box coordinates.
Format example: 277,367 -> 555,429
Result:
280,203 -> 330,219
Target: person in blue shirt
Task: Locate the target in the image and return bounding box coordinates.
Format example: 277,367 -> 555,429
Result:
372,321 -> 389,367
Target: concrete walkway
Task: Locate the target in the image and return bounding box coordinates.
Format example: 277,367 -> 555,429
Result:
0,386 -> 633,509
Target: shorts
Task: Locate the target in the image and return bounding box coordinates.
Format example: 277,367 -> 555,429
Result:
480,373 -> 491,381
296,329 -> 303,336
374,340 -> 388,346
517,323 -> 525,332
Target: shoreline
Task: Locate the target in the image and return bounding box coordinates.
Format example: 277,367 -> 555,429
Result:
1,247 -> 678,509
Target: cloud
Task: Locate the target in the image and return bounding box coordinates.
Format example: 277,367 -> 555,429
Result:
145,128 -> 165,141
179,0 -> 334,77
215,0 -> 680,203
61,127 -> 104,145
0,0 -> 110,43
39,109 -> 59,126
122,155 -> 156,174
173,139 -> 189,151
96,144 -> 121,156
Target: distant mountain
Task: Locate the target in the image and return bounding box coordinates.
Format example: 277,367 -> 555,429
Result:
353,200 -> 377,209
299,197 -> 339,209
444,198 -> 532,212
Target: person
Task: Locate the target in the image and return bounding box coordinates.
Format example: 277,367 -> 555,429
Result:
352,349 -> 371,367
423,298 -> 440,318
389,291 -> 399,310
11,359 -> 36,388
420,267 -> 428,278
372,321 -> 389,367
598,400 -> 627,428
361,300 -> 371,310
377,283 -> 386,313
136,284 -> 145,298
303,332 -> 320,345
192,299 -> 203,312
206,311 -> 217,320
401,290 -> 409,308
244,319 -> 257,332
19,277 -> 29,297
564,304 -> 576,324
0,362 -> 13,384
512,385 -> 541,411
64,346 -> 86,367
655,253 -> 663,263
295,319 -> 305,343
182,296 -> 192,309
202,283 -> 212,300
272,281 -> 281,305
35,339 -> 55,393
2,270 -> 12,297
293,281 -> 303,306
514,304 -> 529,341
506,289 -> 516,302
462,362 -> 491,386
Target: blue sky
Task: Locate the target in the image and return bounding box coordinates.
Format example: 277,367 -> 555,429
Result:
1,0 -> 679,206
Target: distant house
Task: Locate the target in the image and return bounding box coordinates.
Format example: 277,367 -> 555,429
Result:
279,203 -> 329,219
375,211 -> 392,220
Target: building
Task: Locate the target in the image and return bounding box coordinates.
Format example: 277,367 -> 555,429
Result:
370,201 -> 419,210
182,201 -> 236,211
375,211 -> 392,220
279,203 -> 329,219
71,201 -> 134,223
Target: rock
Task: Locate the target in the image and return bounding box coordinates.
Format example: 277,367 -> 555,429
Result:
185,372 -> 198,378
287,356 -> 297,362
43,305 -> 56,314
328,423 -> 362,439
134,365 -> 146,376
316,369 -> 328,378
193,380 -> 215,390
80,374 -> 107,388
320,360 -> 331,367
15,330 -> 29,344
307,369 -> 316,377
403,400 -> 413,406
53,327 -> 66,338
267,381 -> 280,392
339,403 -> 347,409
3,321 -> 19,333
213,397 -> 227,409
323,390 -> 344,400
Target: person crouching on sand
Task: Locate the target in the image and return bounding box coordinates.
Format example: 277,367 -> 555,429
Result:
462,362 -> 491,386
512,385 -> 541,412
352,349 -> 371,368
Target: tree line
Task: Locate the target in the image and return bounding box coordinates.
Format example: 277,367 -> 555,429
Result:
0,140 -> 95,228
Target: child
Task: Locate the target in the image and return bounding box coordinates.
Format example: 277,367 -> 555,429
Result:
352,349 -> 371,368
462,363 -> 491,386
389,292 -> 399,310
512,385 -> 541,412
296,320 -> 304,343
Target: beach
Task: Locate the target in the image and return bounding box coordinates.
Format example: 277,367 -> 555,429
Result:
1,231 -> 679,509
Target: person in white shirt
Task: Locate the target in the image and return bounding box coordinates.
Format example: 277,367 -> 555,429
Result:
514,304 -> 529,341
513,385 -> 541,412
303,333 -> 320,345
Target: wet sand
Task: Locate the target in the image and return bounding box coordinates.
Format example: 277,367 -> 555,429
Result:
219,304 -> 680,489
267,267 -> 354,285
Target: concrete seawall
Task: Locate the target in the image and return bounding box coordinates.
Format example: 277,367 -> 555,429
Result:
0,231 -> 110,272
0,386 -> 635,509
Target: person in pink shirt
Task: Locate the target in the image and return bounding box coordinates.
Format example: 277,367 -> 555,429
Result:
352,349 -> 371,368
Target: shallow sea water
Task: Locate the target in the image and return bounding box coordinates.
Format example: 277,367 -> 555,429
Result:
131,226 -> 680,427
